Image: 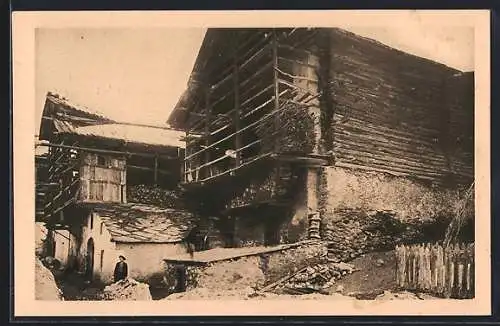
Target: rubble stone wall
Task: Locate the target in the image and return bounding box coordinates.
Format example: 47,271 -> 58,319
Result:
164,242 -> 328,294
185,256 -> 265,291
263,241 -> 327,283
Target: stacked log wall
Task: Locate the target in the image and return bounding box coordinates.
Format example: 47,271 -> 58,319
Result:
327,29 -> 474,185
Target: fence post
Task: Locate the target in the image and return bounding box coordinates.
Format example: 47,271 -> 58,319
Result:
395,241 -> 473,298
431,243 -> 438,292
457,243 -> 465,298
424,243 -> 431,290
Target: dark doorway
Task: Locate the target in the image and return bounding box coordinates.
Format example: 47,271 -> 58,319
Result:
175,264 -> 187,293
86,238 -> 95,280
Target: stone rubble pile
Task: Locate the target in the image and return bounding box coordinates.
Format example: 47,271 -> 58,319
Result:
276,261 -> 356,294
188,256 -> 266,291
102,278 -> 152,301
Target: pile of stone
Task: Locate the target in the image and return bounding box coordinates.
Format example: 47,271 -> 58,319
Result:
188,256 -> 266,292
127,184 -> 183,209
101,278 -> 152,301
276,262 -> 356,294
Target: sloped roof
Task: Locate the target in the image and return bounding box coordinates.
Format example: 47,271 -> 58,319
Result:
164,241 -> 310,265
46,92 -> 109,119
68,123 -> 186,149
39,92 -> 114,140
89,202 -> 195,243
167,27 -> 464,129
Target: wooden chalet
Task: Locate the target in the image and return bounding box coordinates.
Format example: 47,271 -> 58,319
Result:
36,92 -> 195,282
167,28 -> 474,249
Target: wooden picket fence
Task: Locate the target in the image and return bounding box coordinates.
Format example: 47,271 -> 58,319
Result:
395,242 -> 474,299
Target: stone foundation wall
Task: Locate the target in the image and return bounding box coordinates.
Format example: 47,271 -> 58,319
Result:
319,167 -> 474,261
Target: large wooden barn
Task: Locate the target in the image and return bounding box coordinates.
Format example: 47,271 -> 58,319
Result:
167,28 -> 474,258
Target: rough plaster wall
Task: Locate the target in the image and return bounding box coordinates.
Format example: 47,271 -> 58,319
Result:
35,222 -> 48,256
116,242 -> 187,284
319,167 -> 471,261
53,230 -> 71,266
321,167 -> 462,223
78,212 -> 117,283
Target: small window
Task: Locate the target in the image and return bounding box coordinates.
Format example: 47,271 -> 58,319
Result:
100,222 -> 104,235
100,250 -> 104,271
90,213 -> 94,229
97,155 -> 106,167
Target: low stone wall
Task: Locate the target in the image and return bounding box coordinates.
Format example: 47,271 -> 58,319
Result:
323,208 -> 418,262
163,241 -> 327,295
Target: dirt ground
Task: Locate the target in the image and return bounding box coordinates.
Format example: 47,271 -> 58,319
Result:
330,250 -> 398,298
41,249 -> 440,301
55,272 -> 105,301
164,250 -> 443,300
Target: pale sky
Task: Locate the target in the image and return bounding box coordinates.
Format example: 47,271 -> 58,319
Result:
35,26 -> 474,136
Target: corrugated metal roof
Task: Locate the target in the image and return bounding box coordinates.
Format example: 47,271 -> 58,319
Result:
69,123 -> 186,149
89,202 -> 195,243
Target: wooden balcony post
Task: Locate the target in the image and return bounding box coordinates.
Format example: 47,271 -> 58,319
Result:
233,38 -> 241,168
204,84 -> 211,179
154,154 -> 158,185
272,29 -> 280,153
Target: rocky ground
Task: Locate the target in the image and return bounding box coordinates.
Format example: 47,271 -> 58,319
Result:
101,278 -> 152,301
164,250 -> 443,301
35,250 -> 442,301
35,258 -> 63,301
163,287 -> 439,301
330,250 -> 399,298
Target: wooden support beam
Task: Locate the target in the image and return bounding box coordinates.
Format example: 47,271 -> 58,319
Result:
272,29 -> 280,153
36,142 -> 178,159
204,85 -> 211,180
128,164 -> 171,175
50,197 -> 76,218
154,155 -> 159,185
233,40 -> 242,168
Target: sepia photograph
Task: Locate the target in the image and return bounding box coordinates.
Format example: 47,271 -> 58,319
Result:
13,10 -> 491,316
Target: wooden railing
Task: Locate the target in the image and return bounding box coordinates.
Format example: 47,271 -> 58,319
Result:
395,242 -> 474,299
182,28 -> 322,185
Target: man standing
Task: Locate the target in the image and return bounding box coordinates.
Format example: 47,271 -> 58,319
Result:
113,255 -> 128,282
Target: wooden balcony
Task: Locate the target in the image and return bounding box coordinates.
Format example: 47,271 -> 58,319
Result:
180,28 -> 330,188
